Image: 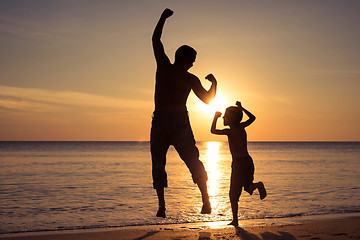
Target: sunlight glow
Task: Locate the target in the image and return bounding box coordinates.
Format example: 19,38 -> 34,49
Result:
201,94 -> 228,115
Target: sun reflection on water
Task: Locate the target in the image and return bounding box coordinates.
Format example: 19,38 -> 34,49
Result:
204,142 -> 221,206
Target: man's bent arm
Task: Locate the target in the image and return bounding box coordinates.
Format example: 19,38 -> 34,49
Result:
192,74 -> 217,104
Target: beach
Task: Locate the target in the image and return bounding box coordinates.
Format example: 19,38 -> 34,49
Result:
1,214 -> 359,240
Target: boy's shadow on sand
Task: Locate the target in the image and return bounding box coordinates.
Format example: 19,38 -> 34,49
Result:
133,230 -> 159,240
236,226 -> 297,240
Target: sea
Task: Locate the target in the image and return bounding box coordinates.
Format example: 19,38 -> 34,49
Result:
0,141 -> 359,234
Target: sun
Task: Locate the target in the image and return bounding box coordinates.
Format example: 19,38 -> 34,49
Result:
202,94 -> 228,114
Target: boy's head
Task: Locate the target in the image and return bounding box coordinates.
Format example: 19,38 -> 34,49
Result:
174,45 -> 197,70
223,106 -> 243,126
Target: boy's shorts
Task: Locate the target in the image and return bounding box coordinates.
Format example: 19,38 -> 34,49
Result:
150,110 -> 208,189
229,155 -> 255,202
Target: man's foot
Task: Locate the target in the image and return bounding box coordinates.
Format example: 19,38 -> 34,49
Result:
228,220 -> 239,227
156,206 -> 166,218
201,202 -> 211,214
258,181 -> 267,200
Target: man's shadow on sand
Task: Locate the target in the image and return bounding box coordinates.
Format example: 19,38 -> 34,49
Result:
235,226 -> 297,240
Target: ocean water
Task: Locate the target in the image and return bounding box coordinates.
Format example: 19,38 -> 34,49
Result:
0,141 -> 359,234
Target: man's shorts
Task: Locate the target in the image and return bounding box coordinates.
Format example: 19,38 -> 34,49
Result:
150,110 -> 207,189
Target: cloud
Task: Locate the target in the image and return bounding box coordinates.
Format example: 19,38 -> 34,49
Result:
0,85 -> 154,140
0,85 -> 152,115
308,69 -> 360,77
0,14 -> 88,45
0,15 -> 56,41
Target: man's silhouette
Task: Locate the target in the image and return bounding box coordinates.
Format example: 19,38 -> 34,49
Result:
151,8 -> 217,218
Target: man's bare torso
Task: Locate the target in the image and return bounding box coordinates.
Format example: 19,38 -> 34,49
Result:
155,62 -> 195,111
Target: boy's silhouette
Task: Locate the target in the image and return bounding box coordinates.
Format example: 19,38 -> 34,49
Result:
151,8 -> 217,218
211,101 -> 267,227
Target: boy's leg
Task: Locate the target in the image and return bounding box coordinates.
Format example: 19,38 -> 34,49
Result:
229,200 -> 239,227
229,169 -> 242,227
242,157 -> 257,196
242,155 -> 266,200
247,182 -> 257,195
257,181 -> 267,200
245,182 -> 267,200
242,161 -> 266,200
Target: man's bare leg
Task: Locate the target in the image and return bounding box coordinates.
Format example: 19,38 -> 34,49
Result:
197,179 -> 211,214
156,187 -> 166,218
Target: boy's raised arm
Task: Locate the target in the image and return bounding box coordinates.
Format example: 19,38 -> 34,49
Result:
211,111 -> 228,135
152,9 -> 173,64
236,101 -> 256,127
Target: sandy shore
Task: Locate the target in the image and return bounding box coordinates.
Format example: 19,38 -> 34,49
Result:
1,214 -> 359,240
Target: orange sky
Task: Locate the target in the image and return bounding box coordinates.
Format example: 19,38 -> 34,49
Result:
0,1 -> 359,141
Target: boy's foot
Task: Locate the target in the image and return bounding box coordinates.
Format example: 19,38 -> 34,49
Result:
228,220 -> 239,227
248,183 -> 256,195
156,206 -> 166,218
258,181 -> 267,200
201,202 -> 211,214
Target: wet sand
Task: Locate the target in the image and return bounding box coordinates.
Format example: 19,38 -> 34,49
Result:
1,214 -> 359,240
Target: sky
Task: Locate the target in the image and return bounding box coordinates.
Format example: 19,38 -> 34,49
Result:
0,0 -> 359,141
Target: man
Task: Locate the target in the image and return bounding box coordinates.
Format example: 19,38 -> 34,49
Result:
151,8 -> 217,218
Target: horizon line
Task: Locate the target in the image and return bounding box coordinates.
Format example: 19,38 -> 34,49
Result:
0,140 -> 359,143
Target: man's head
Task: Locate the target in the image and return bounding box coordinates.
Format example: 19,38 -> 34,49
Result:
174,45 -> 197,70
223,106 -> 243,126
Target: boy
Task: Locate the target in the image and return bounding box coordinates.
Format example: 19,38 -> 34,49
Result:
211,101 -> 267,226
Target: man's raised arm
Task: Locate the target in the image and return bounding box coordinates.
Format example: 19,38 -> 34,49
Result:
152,9 -> 173,63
